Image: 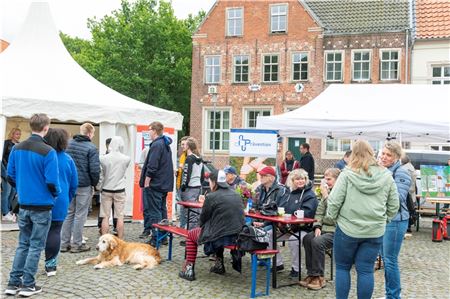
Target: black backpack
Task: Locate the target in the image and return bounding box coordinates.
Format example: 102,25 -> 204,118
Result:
236,224 -> 269,251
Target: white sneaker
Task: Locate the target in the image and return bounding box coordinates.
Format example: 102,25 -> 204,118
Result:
2,212 -> 16,222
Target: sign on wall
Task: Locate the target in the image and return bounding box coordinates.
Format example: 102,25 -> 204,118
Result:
229,128 -> 278,158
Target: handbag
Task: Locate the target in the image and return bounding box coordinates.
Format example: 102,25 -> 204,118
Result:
236,224 -> 269,251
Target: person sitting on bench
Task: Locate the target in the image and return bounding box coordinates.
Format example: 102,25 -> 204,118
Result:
179,170 -> 245,281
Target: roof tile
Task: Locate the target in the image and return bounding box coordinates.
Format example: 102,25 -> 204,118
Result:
415,0 -> 450,39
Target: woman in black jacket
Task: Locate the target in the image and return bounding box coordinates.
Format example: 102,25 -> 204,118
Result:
282,169 -> 318,277
179,170 -> 245,281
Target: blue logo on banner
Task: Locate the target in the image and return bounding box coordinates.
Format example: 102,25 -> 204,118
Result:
238,135 -> 251,151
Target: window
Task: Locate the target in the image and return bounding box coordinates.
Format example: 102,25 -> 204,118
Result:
244,108 -> 272,128
263,54 -> 279,82
380,50 -> 399,80
205,109 -> 230,151
352,50 -> 371,81
227,8 -> 243,36
292,53 -> 308,81
233,55 -> 249,83
205,56 -> 221,84
270,4 -> 287,33
431,66 -> 450,85
325,51 -> 343,82
325,139 -> 351,153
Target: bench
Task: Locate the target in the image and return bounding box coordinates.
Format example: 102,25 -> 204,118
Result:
152,223 -> 188,261
224,245 -> 279,298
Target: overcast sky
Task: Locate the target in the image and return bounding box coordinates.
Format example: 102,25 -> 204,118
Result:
0,0 -> 215,43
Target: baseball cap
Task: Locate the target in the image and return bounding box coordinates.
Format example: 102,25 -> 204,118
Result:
258,166 -> 276,177
223,165 -> 237,175
208,170 -> 229,188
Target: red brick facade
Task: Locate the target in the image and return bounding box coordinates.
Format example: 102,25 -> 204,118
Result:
190,0 -> 408,174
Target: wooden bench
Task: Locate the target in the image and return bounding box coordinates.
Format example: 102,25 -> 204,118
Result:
152,223 -> 188,261
224,245 -> 279,298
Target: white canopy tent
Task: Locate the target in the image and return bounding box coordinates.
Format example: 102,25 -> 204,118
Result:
0,2 -> 183,215
257,84 -> 450,143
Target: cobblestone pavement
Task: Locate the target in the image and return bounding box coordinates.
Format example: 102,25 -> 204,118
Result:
1,217 -> 449,299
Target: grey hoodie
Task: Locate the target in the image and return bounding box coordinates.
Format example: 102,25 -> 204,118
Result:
99,136 -> 131,191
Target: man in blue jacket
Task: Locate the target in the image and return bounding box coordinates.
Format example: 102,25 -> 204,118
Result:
4,113 -> 60,297
60,123 -> 100,253
139,121 -> 174,246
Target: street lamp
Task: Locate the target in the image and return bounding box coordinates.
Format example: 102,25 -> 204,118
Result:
208,85 -> 218,164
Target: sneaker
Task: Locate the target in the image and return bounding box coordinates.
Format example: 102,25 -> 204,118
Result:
289,267 -> 299,278
18,285 -> 42,297
70,244 -> 91,253
45,266 -> 57,277
275,264 -> 284,272
139,231 -> 151,239
2,212 -> 15,222
179,263 -> 196,281
210,257 -> 225,275
4,284 -> 21,295
60,245 -> 71,253
82,236 -> 88,244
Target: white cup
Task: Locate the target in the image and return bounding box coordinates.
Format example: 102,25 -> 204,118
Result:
277,207 -> 285,216
294,210 -> 304,219
284,213 -> 292,219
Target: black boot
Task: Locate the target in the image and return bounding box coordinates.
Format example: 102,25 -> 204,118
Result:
179,262 -> 196,281
210,257 -> 225,275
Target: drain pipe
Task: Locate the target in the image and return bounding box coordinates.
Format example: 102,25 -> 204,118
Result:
405,28 -> 409,84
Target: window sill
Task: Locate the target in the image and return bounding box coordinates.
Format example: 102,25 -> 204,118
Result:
351,80 -> 372,84
261,81 -> 280,85
379,80 -> 401,83
291,79 -> 309,83
324,81 -> 343,83
269,31 -> 287,36
231,82 -> 250,85
225,35 -> 243,39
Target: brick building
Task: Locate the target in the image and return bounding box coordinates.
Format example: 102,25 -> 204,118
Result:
190,0 -> 410,174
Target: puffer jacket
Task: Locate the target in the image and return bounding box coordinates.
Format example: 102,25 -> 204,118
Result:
66,134 -> 100,187
389,161 -> 412,222
198,186 -> 245,244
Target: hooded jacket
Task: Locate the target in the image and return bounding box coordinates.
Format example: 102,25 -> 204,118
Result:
254,181 -> 289,211
388,161 -> 412,222
66,134 -> 100,187
327,165 -> 399,238
99,137 -> 131,191
139,135 -> 174,192
181,154 -> 204,190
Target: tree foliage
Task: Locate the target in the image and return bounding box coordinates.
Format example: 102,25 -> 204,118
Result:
60,0 -> 205,134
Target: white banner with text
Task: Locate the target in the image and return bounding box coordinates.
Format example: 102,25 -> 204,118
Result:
229,128 -> 278,158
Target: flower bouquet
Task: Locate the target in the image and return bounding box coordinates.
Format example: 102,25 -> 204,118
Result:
236,182 -> 255,206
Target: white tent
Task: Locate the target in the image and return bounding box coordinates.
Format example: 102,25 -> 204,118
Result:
0,2 -> 183,215
257,84 -> 450,143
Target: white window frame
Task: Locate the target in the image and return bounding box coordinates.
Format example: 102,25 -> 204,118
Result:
291,52 -> 309,81
270,3 -> 288,33
351,49 -> 372,81
262,53 -> 280,83
202,107 -> 232,153
380,49 -> 400,81
204,55 -> 221,84
321,139 -> 383,159
226,7 -> 243,37
431,65 -> 450,85
233,54 -> 250,83
242,106 -> 273,128
324,50 -> 344,82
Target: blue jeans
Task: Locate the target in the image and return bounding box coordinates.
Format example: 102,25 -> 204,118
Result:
143,188 -> 167,238
334,225 -> 383,299
382,220 -> 408,299
9,209 -> 52,287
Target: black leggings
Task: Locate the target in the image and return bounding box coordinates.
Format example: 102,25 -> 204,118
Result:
45,221 -> 63,262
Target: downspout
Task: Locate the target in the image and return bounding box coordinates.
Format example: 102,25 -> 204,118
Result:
405,28 -> 409,84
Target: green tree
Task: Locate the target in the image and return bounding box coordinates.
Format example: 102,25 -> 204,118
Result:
61,0 -> 204,134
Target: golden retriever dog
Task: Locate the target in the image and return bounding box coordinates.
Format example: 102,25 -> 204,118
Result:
76,234 -> 161,270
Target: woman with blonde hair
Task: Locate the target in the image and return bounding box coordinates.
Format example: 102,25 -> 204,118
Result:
274,168 -> 318,277
379,142 -> 411,299
327,140 -> 399,299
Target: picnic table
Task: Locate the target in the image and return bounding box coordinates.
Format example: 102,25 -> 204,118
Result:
426,197 -> 450,216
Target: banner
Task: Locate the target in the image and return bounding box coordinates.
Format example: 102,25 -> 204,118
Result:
420,165 -> 450,198
229,128 -> 278,158
133,125 -> 176,221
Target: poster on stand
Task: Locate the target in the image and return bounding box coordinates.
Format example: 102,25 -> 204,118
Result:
420,165 -> 450,198
133,125 -> 176,221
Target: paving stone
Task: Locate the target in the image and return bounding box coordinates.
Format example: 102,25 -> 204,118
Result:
1,218 -> 449,298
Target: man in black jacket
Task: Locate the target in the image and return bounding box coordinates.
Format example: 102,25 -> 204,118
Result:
139,121 -> 174,245
299,143 -> 315,182
61,123 -> 100,253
